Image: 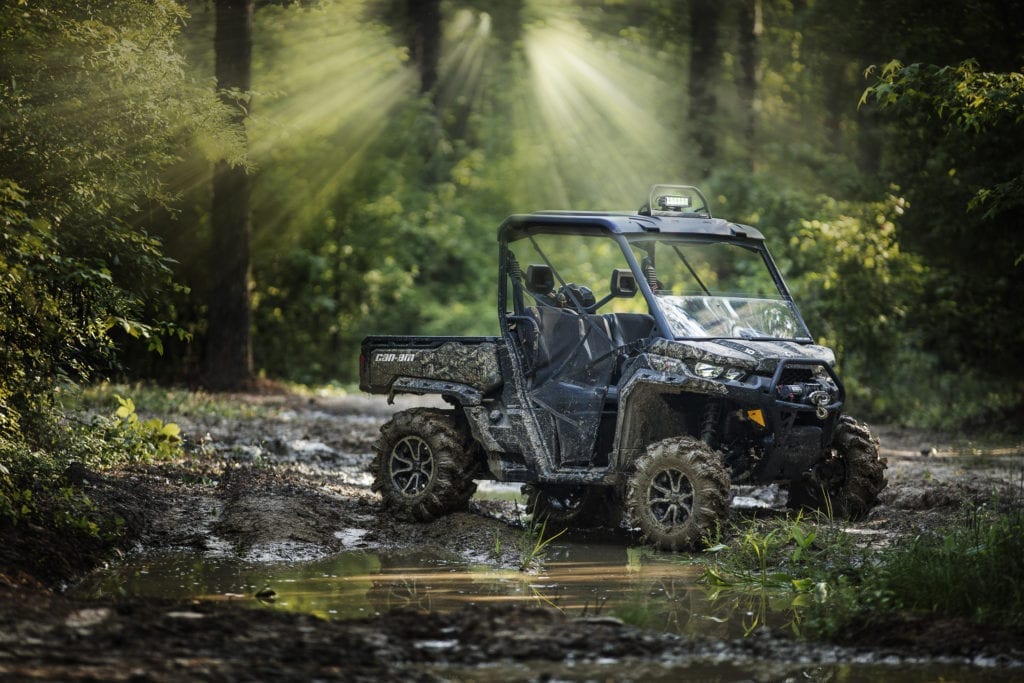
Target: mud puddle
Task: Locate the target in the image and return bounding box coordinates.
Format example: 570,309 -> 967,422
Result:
73,540 -> 775,638
72,540 -> 1017,682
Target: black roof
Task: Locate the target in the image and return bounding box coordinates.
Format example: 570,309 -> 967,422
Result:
498,210 -> 765,242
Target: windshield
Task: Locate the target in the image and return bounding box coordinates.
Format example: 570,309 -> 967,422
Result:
504,231 -> 811,341
631,238 -> 811,341
659,295 -> 805,339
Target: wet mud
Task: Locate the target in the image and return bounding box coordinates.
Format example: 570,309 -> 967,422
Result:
1,392 -> 1022,681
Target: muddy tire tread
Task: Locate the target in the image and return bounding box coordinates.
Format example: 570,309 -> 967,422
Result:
371,408 -> 478,521
835,416 -> 887,519
788,416 -> 887,519
627,436 -> 731,551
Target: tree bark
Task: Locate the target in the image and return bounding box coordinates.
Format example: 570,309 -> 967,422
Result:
206,0 -> 254,390
737,0 -> 762,169
688,0 -> 722,176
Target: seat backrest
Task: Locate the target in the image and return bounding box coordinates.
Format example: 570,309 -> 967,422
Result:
604,312 -> 656,347
527,307 -> 619,386
527,307 -> 581,384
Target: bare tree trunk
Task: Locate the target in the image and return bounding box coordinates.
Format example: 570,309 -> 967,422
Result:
205,0 -> 254,390
737,0 -> 762,170
688,0 -> 722,176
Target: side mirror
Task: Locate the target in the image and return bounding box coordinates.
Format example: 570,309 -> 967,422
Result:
526,264 -> 554,295
610,269 -> 637,298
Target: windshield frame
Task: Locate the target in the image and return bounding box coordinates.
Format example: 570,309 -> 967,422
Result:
621,234 -> 814,343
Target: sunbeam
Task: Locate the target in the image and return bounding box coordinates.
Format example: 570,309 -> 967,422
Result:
247,1 -> 415,247
517,8 -> 685,209
438,8 -> 491,118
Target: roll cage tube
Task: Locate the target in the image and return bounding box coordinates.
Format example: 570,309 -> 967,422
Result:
615,234 -> 674,339
498,240 -> 514,336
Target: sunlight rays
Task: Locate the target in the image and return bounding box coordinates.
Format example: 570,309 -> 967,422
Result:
250,3 -> 412,156
246,1 -> 416,246
242,0 -> 690,247
518,12 -> 683,209
438,9 -> 491,115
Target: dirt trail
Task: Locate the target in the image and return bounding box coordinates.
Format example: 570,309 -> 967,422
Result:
1,392 -> 1022,681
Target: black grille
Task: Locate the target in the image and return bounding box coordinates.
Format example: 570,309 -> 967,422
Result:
777,365 -> 816,384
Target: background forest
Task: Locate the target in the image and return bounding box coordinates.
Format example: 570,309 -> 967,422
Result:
2,0 -> 1023,461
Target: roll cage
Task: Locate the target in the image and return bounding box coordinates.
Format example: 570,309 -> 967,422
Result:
497,212 -> 811,344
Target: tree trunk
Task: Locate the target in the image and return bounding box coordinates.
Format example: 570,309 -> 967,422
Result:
737,0 -> 762,170
206,0 -> 254,390
406,0 -> 441,95
688,0 -> 722,176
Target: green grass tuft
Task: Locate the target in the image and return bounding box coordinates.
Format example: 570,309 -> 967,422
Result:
864,504 -> 1024,629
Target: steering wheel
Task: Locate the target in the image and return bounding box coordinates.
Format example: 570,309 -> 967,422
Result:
556,283 -> 596,311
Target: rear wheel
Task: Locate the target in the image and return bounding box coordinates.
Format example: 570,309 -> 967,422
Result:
627,437 -> 731,551
523,484 -> 621,529
787,416 -> 887,519
372,409 -> 477,521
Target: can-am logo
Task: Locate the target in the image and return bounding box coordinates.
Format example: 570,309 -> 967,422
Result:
374,352 -> 415,362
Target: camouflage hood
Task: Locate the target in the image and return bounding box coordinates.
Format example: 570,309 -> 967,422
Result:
646,338 -> 836,376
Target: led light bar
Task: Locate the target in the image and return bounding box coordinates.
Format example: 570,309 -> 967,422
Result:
644,183 -> 712,218
657,195 -> 691,210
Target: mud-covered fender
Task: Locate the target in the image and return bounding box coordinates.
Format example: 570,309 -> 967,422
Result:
388,377 -> 483,406
612,354 -> 727,468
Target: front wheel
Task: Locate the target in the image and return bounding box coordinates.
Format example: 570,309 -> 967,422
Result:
371,409 -> 477,521
627,437 -> 731,551
787,416 -> 887,519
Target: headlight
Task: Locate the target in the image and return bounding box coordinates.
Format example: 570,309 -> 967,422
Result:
693,362 -> 747,381
694,361 -> 723,379
724,367 -> 747,381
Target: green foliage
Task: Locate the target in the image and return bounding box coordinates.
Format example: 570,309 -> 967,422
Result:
0,1 -> 240,438
702,513 -> 858,593
709,498 -> 1024,639
860,503 -> 1024,630
859,59 -> 1024,414
250,95 -> 506,382
0,2 -> 227,548
0,392 -> 182,540
111,395 -> 183,461
68,382 -> 273,422
699,513 -> 859,636
863,58 -> 1024,255
0,442 -> 109,539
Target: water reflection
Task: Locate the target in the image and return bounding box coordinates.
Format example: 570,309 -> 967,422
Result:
74,540 -> 806,639
71,539 -> 1023,681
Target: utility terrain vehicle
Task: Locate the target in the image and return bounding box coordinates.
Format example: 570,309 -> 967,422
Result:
360,184 -> 886,550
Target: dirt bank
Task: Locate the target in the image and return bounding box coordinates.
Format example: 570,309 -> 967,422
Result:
1,392 -> 1022,681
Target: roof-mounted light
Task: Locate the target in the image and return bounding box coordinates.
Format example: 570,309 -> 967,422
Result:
658,195 -> 691,210
641,184 -> 712,218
